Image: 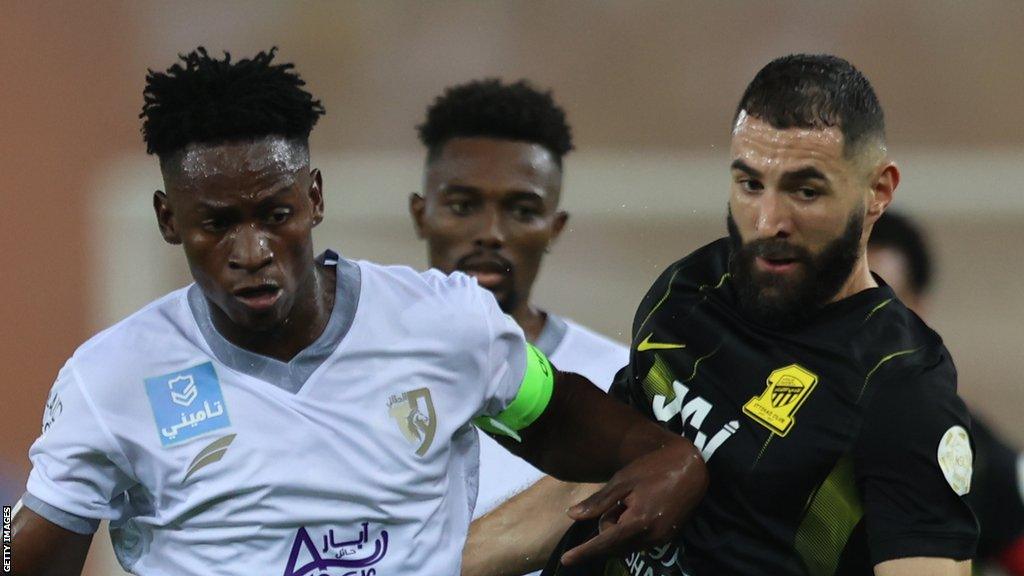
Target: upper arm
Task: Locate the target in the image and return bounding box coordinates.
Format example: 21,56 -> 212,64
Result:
25,362 -> 134,532
856,351 -> 978,565
11,502 -> 92,576
874,557 -> 970,576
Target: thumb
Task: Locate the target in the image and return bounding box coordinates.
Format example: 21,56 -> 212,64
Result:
568,481 -> 630,521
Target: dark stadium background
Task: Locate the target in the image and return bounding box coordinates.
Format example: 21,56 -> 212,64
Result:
1,2 -> 1022,574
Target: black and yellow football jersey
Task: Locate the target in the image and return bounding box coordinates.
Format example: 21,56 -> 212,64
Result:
545,238 -> 977,576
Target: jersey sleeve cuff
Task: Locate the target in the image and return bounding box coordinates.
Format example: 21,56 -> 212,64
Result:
870,533 -> 977,564
22,491 -> 100,535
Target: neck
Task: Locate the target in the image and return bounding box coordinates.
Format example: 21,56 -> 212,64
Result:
829,253 -> 877,303
210,262 -> 336,363
509,300 -> 547,344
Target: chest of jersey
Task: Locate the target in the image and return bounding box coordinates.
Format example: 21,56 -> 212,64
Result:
633,287 -> 871,527
113,342 -> 481,575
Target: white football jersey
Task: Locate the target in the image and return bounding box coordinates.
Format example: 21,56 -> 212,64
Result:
25,253 -> 526,576
474,315 -> 628,518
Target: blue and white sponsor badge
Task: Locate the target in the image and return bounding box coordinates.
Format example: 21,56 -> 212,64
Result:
145,362 -> 231,446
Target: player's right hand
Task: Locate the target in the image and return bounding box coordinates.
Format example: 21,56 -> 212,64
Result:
558,438 -> 707,566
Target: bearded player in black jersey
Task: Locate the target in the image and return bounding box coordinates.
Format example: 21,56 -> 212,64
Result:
466,54 -> 977,576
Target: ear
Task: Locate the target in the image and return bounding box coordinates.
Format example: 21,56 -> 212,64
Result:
867,162 -> 899,223
309,169 -> 325,227
153,190 -> 181,245
409,192 -> 427,239
549,211 -> 569,245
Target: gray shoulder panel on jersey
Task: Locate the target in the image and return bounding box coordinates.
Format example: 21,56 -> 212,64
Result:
22,492 -> 100,535
187,251 -> 361,394
534,312 -> 569,357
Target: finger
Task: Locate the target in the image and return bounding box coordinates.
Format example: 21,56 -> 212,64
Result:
568,482 -> 630,520
598,500 -> 627,533
560,520 -> 638,566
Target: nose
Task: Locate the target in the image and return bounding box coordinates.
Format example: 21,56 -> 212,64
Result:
754,190 -> 793,239
473,205 -> 505,250
228,225 -> 273,272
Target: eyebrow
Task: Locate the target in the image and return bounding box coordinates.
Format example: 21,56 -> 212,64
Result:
440,183 -> 548,200
195,185 -> 293,210
730,159 -> 830,184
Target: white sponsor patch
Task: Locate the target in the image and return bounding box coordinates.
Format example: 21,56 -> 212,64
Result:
937,425 -> 973,496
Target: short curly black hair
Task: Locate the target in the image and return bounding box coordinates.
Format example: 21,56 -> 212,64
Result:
735,54 -> 885,157
141,47 -> 325,159
418,79 -> 573,167
869,211 -> 933,296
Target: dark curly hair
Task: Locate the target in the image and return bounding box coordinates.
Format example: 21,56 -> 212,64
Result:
141,47 -> 325,159
735,54 -> 885,157
418,79 -> 573,167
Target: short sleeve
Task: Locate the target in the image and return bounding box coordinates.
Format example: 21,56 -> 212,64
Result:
24,361 -> 135,534
473,287 -> 528,419
608,363 -> 654,417
855,350 -> 979,564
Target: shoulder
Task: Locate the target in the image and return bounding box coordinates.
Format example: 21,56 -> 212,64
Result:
857,297 -> 953,401
72,287 -> 194,367
648,238 -> 730,293
355,260 -> 486,303
354,260 -> 509,345
632,238 -> 731,333
558,319 -> 627,360
66,286 -> 200,397
552,319 -> 629,390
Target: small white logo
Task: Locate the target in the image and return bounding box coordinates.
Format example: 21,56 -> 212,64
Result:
168,375 -> 198,407
937,425 -> 972,496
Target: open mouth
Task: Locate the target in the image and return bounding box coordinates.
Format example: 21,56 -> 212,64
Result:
233,284 -> 282,310
756,256 -> 800,273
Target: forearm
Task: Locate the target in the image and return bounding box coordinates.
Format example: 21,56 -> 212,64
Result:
11,503 -> 92,576
462,476 -> 601,576
509,370 -> 698,482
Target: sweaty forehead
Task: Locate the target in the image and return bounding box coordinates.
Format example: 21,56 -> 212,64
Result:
163,136 -> 309,187
426,137 -> 561,198
730,112 -> 845,171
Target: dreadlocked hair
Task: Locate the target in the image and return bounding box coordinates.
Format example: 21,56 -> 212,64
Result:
141,47 -> 325,158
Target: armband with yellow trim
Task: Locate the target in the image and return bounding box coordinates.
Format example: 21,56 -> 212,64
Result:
473,343 -> 555,442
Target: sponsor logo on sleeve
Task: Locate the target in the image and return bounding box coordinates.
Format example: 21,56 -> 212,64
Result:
743,364 -> 818,437
937,425 -> 973,496
387,388 -> 436,456
41,389 -> 63,434
145,362 -> 230,446
284,523 -> 389,576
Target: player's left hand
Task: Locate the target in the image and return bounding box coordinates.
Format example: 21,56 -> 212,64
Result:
559,439 -> 707,566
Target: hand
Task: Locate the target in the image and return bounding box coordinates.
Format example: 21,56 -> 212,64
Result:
559,439 -> 707,566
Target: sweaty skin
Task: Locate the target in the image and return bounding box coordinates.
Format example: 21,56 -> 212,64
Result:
14,135 -> 708,575
466,114 -> 967,576
411,137 -> 601,574
411,137 -> 567,342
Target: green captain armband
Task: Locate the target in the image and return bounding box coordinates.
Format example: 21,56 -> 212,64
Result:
473,343 -> 555,442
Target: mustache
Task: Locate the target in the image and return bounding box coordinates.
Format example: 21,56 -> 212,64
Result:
742,238 -> 813,262
454,251 -> 514,274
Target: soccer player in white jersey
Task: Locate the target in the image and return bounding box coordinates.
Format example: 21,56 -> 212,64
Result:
409,79 -> 629,576
10,48 -> 707,575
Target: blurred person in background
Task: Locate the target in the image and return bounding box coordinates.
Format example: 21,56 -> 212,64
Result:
409,79 -> 629,576
474,53 -> 978,576
869,212 -> 1024,575
10,47 -> 708,575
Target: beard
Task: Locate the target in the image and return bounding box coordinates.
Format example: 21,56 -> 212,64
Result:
727,208 -> 864,329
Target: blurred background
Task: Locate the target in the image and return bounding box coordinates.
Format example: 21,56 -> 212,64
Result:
2,1 -> 1022,574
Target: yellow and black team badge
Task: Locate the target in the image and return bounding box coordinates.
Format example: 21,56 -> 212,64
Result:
743,364 -> 818,437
